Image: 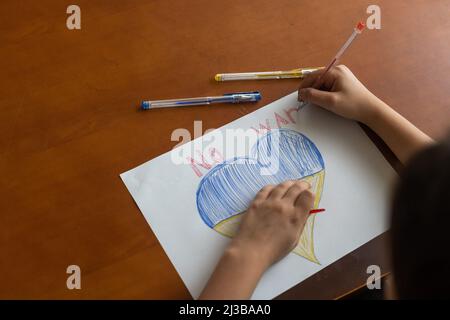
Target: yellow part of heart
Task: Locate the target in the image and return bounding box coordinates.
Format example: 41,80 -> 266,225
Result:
213,170 -> 325,264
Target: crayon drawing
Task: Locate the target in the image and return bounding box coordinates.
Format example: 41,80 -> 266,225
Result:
196,129 -> 325,263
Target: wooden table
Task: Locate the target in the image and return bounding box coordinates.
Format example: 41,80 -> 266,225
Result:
1,0 -> 449,299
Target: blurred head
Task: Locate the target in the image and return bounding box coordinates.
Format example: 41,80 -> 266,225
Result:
391,136 -> 450,299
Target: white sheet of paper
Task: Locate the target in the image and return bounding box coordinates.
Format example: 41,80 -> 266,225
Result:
120,92 -> 397,299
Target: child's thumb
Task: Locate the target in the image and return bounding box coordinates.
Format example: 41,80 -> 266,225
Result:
299,88 -> 336,108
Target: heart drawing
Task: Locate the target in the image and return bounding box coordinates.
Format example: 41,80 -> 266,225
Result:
196,129 -> 325,263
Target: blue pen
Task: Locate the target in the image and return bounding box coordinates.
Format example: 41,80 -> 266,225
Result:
141,92 -> 261,110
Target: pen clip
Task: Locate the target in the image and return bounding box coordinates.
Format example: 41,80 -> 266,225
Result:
223,91 -> 259,96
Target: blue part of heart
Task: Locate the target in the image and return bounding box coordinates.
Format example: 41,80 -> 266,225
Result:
196,129 -> 325,228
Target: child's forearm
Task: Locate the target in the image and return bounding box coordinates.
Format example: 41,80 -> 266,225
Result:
198,243 -> 267,300
297,66 -> 434,163
362,97 -> 434,164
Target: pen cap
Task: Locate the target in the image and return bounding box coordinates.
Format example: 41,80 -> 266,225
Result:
356,21 -> 366,33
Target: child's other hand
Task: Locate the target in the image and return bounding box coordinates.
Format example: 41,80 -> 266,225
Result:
230,180 -> 315,270
298,65 -> 381,124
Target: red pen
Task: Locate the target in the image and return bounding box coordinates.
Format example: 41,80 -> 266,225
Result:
299,21 -> 366,109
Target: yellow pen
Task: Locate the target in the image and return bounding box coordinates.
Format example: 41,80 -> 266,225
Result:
214,67 -> 323,82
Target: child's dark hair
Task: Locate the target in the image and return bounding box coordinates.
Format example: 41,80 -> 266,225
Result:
391,135 -> 450,299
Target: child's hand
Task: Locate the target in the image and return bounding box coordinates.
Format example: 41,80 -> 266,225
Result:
199,180 -> 315,299
230,180 -> 315,270
298,65 -> 381,124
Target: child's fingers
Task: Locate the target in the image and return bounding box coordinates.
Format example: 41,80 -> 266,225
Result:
299,67 -> 340,92
282,181 -> 310,204
254,185 -> 275,201
268,181 -> 295,199
299,70 -> 324,89
294,190 -> 315,215
298,88 -> 339,110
